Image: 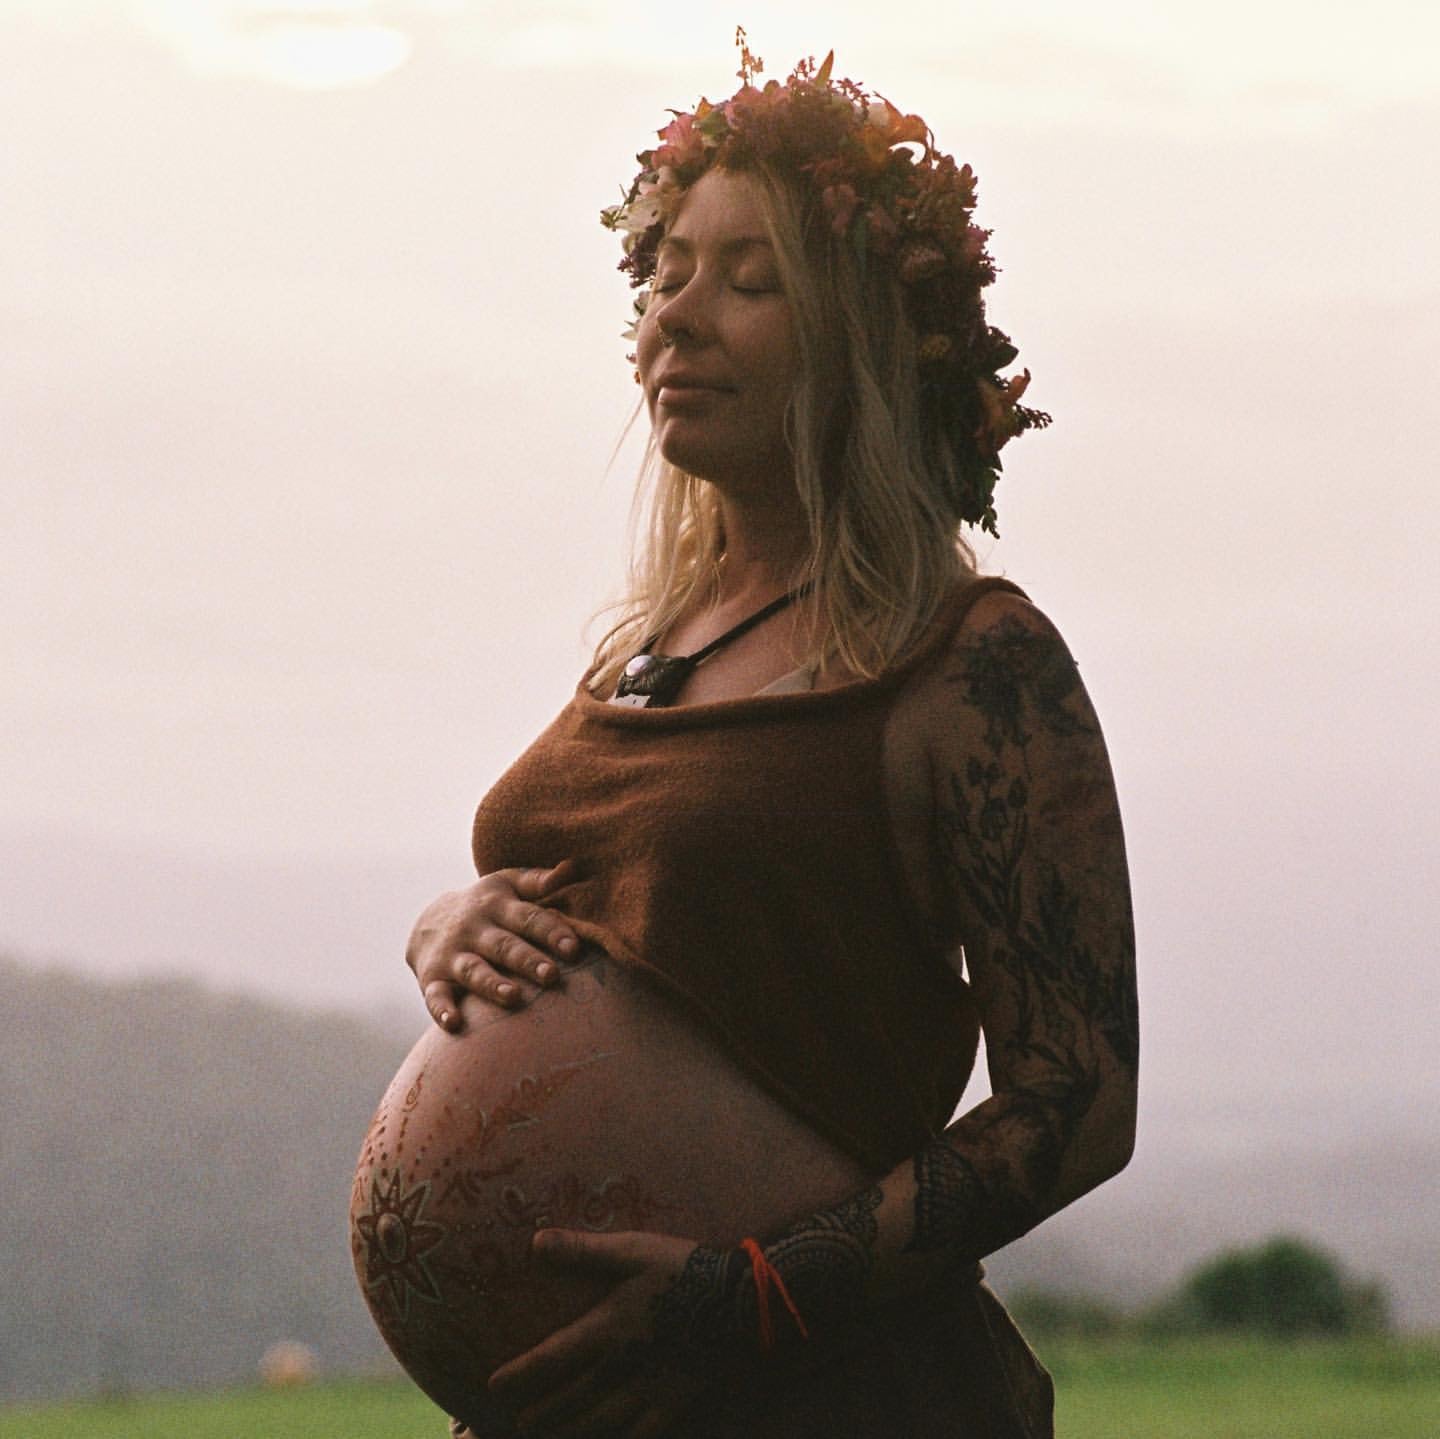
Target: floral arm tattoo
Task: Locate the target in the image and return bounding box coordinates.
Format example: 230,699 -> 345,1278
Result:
642,596 -> 1138,1357
904,600 -> 1138,1262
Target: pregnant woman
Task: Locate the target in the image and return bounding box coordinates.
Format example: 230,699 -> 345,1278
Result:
352,40 -> 1137,1439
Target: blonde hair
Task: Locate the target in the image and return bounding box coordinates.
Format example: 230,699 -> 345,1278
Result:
589,166 -> 979,695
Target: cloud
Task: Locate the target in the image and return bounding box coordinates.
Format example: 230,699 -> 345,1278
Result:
125,0 -> 413,88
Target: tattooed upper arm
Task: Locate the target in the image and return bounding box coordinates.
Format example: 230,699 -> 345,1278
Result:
927,591 -> 1138,1201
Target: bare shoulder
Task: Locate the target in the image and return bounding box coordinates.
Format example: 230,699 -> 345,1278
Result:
882,583 -> 1114,952
917,584 -> 1100,749
954,585 -> 1069,656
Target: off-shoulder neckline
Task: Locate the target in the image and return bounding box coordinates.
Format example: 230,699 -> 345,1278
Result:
572,575 -> 1024,729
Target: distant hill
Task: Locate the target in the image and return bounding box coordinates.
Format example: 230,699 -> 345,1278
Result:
0,955 -> 412,1402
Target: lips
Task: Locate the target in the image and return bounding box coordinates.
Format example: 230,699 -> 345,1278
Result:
654,373 -> 734,410
654,370 -> 733,393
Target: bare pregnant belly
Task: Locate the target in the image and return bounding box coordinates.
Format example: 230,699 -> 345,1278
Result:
349,953 -> 871,1432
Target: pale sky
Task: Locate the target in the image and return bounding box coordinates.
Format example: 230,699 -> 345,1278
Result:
3,1 -> 1438,1139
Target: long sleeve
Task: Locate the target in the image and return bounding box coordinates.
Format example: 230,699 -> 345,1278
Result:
751,588 -> 1138,1328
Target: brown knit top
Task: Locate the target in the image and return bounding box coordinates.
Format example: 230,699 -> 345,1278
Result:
471,576 -> 1025,1175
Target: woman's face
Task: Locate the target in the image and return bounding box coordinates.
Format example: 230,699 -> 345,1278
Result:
635,170 -> 799,489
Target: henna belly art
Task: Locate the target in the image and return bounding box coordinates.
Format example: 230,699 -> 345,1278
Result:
438,1159 -> 524,1208
437,1052 -> 619,1205
353,1170 -> 447,1320
450,1174 -> 682,1304
461,1050 -> 619,1154
495,1173 -> 680,1234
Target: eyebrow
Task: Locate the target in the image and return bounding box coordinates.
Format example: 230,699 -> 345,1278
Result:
656,234 -> 775,259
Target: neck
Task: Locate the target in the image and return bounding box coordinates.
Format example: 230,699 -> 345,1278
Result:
711,487 -> 810,607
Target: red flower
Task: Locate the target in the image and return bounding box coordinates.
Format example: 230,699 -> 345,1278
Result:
654,112 -> 705,170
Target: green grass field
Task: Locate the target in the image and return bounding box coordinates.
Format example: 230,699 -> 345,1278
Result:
1046,1335 -> 1440,1437
0,1376 -> 449,1439
2,1338 -> 1436,1437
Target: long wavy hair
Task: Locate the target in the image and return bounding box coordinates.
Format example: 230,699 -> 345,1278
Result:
587,163 -> 982,695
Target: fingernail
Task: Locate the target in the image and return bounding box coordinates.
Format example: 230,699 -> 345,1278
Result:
497,983 -> 517,1002
558,935 -> 578,956
535,962 -> 555,984
438,1010 -> 452,1027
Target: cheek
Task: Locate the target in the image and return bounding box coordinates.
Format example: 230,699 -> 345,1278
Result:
763,352 -> 800,417
633,337 -> 661,423
757,319 -> 799,393
634,326 -> 662,392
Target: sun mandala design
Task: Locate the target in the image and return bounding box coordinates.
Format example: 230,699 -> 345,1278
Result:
354,1169 -> 447,1319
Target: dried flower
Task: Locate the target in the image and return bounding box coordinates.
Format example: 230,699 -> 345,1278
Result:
602,37 -> 1050,533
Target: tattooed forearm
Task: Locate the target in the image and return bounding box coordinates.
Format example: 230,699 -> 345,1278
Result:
644,1186 -> 884,1364
904,1088 -> 1076,1259
647,1244 -> 753,1372
765,1184 -> 883,1325
908,1140 -> 992,1255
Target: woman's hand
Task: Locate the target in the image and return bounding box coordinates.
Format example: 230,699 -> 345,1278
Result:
488,1229 -> 747,1438
406,863 -> 581,1031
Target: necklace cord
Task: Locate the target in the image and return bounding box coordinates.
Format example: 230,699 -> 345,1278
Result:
615,582 -> 813,706
682,582 -> 813,668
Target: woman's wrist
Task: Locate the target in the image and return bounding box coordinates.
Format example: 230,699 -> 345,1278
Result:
760,1184 -> 885,1332
646,1243 -> 755,1371
645,1185 -> 890,1373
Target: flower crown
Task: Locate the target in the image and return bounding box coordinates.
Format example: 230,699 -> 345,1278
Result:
601,33 -> 1049,535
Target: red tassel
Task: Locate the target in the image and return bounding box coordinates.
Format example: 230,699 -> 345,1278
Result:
740,1237 -> 809,1350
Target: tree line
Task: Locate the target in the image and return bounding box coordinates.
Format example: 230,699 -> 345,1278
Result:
1011,1234 -> 1390,1340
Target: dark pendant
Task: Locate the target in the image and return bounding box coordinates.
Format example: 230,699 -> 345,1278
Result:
613,583 -> 813,708
614,652 -> 697,707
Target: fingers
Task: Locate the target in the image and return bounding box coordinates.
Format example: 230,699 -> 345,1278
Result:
511,1347 -> 647,1436
457,949 -> 547,1008
479,921 -> 566,988
629,1393 -> 695,1439
409,865 -> 582,1020
422,980 -> 464,1033
498,870 -> 581,969
510,1353 -> 700,1439
626,1374 -> 708,1439
510,859 -> 580,901
490,1302 -> 618,1404
531,1228 -> 650,1276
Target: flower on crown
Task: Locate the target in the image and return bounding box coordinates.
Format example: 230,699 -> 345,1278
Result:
601,31 -> 1050,535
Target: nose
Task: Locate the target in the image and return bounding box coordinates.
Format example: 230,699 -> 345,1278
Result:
651,274 -> 711,346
